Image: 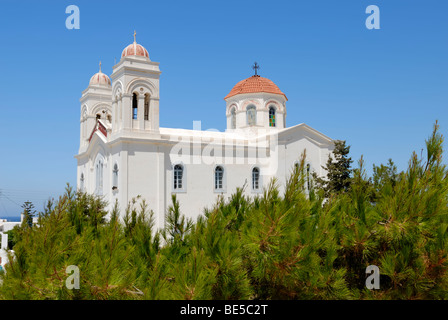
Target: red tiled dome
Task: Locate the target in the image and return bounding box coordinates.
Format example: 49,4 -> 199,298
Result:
89,71 -> 111,87
224,75 -> 287,100
121,41 -> 149,58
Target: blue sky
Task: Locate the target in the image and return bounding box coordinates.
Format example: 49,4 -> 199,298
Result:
0,0 -> 447,217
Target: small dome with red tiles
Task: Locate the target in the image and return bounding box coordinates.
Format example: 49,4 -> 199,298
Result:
121,42 -> 149,58
121,31 -> 149,59
224,75 -> 287,100
89,64 -> 111,87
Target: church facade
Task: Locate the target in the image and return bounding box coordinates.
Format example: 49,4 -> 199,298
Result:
75,35 -> 335,229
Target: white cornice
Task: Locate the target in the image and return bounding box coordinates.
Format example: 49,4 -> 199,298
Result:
224,92 -> 287,103
277,123 -> 334,146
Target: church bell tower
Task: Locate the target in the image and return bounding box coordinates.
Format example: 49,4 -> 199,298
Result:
110,31 -> 161,134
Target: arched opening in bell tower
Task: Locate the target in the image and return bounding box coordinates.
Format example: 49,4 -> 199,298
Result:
144,93 -> 150,121
132,93 -> 138,120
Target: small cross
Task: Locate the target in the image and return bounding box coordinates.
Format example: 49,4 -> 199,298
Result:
252,62 -> 260,76
133,30 -> 136,42
99,61 -> 102,72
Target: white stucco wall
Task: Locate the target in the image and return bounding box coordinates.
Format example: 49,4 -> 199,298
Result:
77,124 -> 333,230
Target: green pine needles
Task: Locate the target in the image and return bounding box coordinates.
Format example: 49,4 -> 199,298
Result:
1,122 -> 448,300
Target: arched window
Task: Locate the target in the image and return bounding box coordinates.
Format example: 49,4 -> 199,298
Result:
252,167 -> 260,191
80,173 -> 85,191
144,94 -> 150,121
112,163 -> 119,189
230,108 -> 236,129
132,93 -> 138,120
215,166 -> 224,190
246,105 -> 256,126
96,160 -> 103,195
174,164 -> 184,190
293,161 -> 311,191
269,106 -> 276,127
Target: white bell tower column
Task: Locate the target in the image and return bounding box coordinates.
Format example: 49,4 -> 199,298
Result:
111,32 -> 161,135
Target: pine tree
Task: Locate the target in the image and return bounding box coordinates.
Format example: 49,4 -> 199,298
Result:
21,201 -> 36,228
313,140 -> 353,197
162,194 -> 193,244
0,122 -> 448,300
370,158 -> 399,202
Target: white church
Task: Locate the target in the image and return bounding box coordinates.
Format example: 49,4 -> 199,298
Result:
75,34 -> 335,229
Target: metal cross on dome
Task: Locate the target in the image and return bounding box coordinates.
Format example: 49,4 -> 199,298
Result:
252,62 -> 260,76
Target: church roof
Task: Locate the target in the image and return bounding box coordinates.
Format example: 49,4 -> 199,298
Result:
224,75 -> 287,100
121,42 -> 149,58
89,62 -> 111,87
121,31 -> 149,59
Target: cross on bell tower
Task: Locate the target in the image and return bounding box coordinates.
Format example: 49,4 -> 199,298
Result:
252,62 -> 260,76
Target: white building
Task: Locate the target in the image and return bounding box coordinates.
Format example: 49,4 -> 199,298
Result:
0,218 -> 21,270
75,35 -> 335,229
